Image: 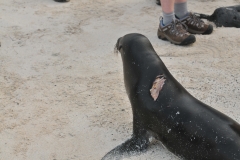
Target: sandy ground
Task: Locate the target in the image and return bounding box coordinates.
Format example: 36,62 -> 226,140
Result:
0,0 -> 240,159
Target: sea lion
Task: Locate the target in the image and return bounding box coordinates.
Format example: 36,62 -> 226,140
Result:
156,0 -> 161,6
54,0 -> 70,2
102,33 -> 240,160
196,5 -> 240,28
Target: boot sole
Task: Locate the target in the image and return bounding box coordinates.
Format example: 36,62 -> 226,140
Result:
158,34 -> 196,45
203,25 -> 213,35
188,25 -> 213,35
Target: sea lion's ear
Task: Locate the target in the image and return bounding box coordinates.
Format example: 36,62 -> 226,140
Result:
150,75 -> 166,101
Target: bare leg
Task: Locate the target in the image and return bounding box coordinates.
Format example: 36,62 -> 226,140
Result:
160,0 -> 187,13
160,0 -> 175,13
175,0 -> 187,3
160,0 -> 175,25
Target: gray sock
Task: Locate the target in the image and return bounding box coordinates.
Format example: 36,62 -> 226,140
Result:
162,12 -> 175,26
174,2 -> 188,19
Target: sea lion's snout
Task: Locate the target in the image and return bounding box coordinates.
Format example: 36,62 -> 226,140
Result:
115,37 -> 123,52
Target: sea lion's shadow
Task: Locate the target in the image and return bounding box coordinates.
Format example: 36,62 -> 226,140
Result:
102,137 -> 180,160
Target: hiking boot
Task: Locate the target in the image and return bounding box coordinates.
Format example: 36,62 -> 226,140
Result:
179,12 -> 213,35
157,19 -> 196,45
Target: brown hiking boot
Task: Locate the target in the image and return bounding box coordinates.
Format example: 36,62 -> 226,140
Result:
157,19 -> 196,45
180,12 -> 213,35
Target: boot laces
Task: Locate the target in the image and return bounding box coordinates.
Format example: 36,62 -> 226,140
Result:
170,19 -> 188,36
189,12 -> 204,28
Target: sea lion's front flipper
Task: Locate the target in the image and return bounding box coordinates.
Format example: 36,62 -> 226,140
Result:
101,130 -> 151,160
232,19 -> 240,28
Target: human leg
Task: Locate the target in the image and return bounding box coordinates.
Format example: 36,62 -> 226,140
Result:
174,0 -> 188,19
157,0 -> 195,45
161,0 -> 175,25
174,0 -> 213,34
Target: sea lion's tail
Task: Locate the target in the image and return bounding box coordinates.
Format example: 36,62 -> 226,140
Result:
195,13 -> 212,21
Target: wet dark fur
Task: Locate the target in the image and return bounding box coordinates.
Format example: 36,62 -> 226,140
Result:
196,5 -> 240,28
54,0 -> 70,2
102,33 -> 240,160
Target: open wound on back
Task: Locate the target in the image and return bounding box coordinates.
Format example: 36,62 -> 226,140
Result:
150,75 -> 166,101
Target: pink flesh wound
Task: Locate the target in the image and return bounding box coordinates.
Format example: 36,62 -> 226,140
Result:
150,75 -> 166,101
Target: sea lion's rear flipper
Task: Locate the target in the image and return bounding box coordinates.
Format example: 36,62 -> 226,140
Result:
101,130 -> 151,160
195,13 -> 212,21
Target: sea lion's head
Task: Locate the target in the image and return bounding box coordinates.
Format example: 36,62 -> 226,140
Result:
114,37 -> 123,53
